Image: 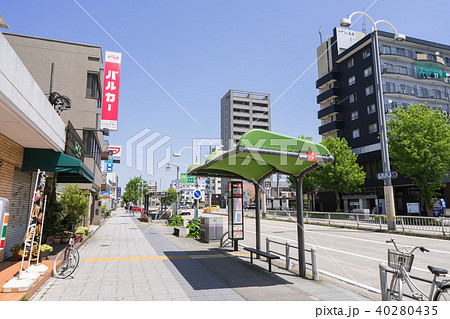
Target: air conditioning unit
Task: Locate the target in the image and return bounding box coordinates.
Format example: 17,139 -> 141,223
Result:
387,109 -> 393,114
398,90 -> 405,94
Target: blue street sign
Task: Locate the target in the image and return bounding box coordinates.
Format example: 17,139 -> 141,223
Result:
117,187 -> 121,196
193,189 -> 202,200
376,171 -> 397,180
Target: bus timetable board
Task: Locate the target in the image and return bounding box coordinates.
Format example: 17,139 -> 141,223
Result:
228,181 -> 244,240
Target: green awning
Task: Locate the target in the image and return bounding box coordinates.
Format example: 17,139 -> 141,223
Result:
188,129 -> 333,182
22,148 -> 94,183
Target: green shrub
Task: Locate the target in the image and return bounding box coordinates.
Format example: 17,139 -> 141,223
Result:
10,242 -> 23,253
167,214 -> 184,226
186,218 -> 200,238
40,244 -> 53,252
75,226 -> 89,235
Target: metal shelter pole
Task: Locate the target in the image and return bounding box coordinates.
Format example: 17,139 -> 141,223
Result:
296,176 -> 306,278
254,182 -> 261,259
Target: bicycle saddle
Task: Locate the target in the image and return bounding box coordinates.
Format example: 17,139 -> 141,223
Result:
427,265 -> 448,275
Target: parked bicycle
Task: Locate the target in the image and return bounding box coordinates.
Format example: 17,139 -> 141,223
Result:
386,239 -> 449,301
53,231 -> 82,278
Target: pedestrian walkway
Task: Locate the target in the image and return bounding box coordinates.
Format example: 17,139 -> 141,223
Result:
32,209 -> 370,301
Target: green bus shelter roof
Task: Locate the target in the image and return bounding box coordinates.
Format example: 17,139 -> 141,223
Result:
188,129 -> 333,182
22,148 -> 94,183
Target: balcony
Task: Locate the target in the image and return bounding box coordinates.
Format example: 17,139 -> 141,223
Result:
318,103 -> 341,119
382,65 -> 449,85
319,120 -> 343,135
316,71 -> 339,89
383,84 -> 450,102
317,87 -> 340,104
380,46 -> 449,68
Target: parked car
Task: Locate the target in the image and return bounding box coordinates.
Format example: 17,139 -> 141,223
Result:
203,205 -> 220,213
179,205 -> 191,215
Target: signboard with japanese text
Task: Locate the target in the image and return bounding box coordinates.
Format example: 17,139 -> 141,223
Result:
109,145 -> 122,158
228,181 -> 244,240
101,51 -> 122,131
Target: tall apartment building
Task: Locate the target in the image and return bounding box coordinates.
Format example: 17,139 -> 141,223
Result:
221,90 -> 271,150
4,33 -> 106,225
220,90 -> 271,198
316,27 -> 450,214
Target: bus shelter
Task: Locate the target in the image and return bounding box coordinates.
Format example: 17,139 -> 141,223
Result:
187,129 -> 333,278
144,191 -> 170,221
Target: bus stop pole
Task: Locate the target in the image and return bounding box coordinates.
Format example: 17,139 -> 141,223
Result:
254,182 -> 261,259
296,176 -> 306,278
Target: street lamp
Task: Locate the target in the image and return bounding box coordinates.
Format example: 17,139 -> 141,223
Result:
166,163 -> 180,214
340,12 -> 404,230
173,146 -> 199,163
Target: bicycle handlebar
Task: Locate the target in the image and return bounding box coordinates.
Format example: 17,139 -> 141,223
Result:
64,231 -> 83,238
387,238 -> 428,255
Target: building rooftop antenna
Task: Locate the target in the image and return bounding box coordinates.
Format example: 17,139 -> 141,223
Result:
318,25 -> 323,44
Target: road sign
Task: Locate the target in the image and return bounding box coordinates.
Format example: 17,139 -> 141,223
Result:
180,174 -> 196,184
193,189 -> 202,200
376,171 -> 398,180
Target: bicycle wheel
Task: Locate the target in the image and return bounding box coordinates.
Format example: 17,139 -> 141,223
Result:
53,247 -> 80,278
389,272 -> 403,301
433,284 -> 450,301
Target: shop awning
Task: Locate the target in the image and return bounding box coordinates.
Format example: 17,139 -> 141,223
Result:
22,148 -> 94,183
188,129 -> 334,182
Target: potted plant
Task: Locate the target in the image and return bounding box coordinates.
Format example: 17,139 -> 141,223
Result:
10,243 -> 23,262
39,244 -> 53,260
61,232 -> 70,244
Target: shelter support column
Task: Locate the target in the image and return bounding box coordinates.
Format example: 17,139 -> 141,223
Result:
295,176 -> 306,278
254,182 -> 261,259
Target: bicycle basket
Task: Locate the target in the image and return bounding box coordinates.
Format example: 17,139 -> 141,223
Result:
388,249 -> 414,272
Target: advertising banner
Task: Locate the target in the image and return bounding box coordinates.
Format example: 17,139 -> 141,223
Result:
101,51 -> 122,131
23,170 -> 46,262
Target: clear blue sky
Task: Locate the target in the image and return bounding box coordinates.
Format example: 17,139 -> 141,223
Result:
2,0 -> 449,190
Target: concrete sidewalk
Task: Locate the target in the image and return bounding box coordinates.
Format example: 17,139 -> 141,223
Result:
31,210 -> 371,301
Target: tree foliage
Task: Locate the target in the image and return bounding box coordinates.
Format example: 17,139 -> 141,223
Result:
166,188 -> 177,205
386,104 -> 450,214
122,176 -> 149,205
59,185 -> 90,229
313,137 -> 366,210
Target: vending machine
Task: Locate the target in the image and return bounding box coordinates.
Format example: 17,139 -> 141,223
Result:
0,198 -> 9,251
228,181 -> 244,250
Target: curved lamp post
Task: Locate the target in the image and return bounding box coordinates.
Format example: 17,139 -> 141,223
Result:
341,12 -> 405,230
173,146 -> 199,163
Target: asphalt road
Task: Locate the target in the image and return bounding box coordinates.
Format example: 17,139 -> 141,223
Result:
201,211 -> 450,298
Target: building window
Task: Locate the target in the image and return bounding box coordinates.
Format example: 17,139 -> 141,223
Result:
351,111 -> 358,121
364,66 -> 372,77
347,58 -> 354,69
86,72 -> 99,98
363,49 -> 371,59
368,123 -> 378,134
367,104 -> 376,114
348,76 -> 356,86
396,48 -> 405,56
349,93 -> 357,103
380,45 -> 391,54
352,129 -> 360,138
365,85 -> 374,96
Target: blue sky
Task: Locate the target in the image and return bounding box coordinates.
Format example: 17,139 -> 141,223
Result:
2,0 -> 449,190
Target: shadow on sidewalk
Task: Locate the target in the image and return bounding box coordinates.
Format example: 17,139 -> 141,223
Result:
163,248 -> 293,291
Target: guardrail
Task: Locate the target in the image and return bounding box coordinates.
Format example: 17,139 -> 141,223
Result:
265,237 -> 318,280
209,209 -> 450,236
302,212 -> 449,236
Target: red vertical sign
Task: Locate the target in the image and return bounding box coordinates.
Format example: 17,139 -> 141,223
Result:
101,51 -> 122,131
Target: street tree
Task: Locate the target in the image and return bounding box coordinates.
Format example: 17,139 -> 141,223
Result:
122,176 -> 149,205
386,104 -> 450,215
166,188 -> 177,205
313,137 -> 366,210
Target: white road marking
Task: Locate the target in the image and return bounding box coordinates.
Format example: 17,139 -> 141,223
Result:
244,229 -> 430,273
